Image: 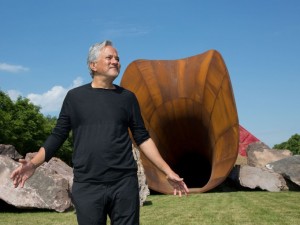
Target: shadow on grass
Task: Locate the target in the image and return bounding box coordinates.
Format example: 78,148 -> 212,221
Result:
142,201 -> 153,206
0,200 -> 75,213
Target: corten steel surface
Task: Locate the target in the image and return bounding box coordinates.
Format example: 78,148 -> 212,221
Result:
121,50 -> 239,194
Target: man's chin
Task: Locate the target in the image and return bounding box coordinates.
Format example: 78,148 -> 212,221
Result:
111,73 -> 119,78
109,69 -> 120,77
108,73 -> 119,81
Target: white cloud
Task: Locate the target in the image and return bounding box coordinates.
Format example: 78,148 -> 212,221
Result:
7,90 -> 23,101
0,63 -> 29,73
27,77 -> 83,115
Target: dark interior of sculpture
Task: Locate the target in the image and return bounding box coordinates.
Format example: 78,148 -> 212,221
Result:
121,50 -> 239,194
146,107 -> 212,189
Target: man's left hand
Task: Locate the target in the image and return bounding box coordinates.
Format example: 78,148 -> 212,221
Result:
166,172 -> 189,197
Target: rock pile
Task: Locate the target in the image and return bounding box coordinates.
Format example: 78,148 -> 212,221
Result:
0,144 -> 149,212
132,145 -> 150,206
229,142 -> 300,192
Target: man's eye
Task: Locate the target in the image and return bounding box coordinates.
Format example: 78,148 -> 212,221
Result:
105,56 -> 120,62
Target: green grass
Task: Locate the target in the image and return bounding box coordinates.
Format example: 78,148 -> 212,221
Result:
0,192 -> 299,225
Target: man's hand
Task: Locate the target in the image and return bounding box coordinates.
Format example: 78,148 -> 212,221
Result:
10,159 -> 36,188
166,172 -> 189,197
139,139 -> 189,196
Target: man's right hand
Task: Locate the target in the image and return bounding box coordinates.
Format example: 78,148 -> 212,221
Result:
10,159 -> 37,188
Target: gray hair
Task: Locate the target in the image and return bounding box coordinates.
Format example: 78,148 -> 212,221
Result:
87,40 -> 113,76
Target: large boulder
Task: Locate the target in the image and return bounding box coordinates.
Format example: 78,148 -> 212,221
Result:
0,155 -> 73,212
266,155 -> 300,187
0,144 -> 23,160
25,152 -> 74,189
0,145 -> 149,211
132,146 -> 149,206
229,165 -> 288,192
247,142 -> 292,167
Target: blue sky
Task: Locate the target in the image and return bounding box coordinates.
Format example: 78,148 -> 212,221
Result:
1,0 -> 299,147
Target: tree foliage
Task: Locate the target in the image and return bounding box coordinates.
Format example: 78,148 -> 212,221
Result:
273,134 -> 300,155
0,90 -> 73,165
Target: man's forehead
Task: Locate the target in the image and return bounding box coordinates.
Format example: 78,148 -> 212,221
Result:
102,46 -> 118,56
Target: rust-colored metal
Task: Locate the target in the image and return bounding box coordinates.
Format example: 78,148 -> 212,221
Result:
121,50 -> 239,194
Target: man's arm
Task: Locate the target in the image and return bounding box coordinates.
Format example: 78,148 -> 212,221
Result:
10,147 -> 46,188
139,138 -> 189,196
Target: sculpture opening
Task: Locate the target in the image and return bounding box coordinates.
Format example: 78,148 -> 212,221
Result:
121,50 -> 239,194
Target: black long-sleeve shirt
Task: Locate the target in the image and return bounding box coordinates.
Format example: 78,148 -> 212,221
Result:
43,83 -> 150,183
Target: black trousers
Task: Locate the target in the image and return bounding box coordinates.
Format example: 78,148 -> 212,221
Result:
72,175 -> 140,225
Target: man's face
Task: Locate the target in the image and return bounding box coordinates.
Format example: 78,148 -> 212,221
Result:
90,46 -> 121,79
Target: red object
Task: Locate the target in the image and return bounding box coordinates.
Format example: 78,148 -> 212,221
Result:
239,125 -> 260,156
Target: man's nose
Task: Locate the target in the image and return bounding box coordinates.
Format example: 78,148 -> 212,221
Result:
111,58 -> 119,64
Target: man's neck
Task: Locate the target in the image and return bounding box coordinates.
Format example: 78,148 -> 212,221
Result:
91,77 -> 115,89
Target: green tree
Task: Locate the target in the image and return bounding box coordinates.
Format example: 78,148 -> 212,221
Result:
273,134 -> 300,155
0,91 -> 51,155
0,90 -> 73,165
0,91 -> 14,142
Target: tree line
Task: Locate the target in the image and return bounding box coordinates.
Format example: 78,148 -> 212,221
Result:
273,134 -> 300,155
1,90 -> 299,166
0,90 -> 72,165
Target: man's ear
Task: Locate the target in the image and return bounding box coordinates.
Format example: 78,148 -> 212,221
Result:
89,62 -> 97,72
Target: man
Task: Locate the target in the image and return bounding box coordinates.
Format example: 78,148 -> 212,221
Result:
11,40 -> 189,225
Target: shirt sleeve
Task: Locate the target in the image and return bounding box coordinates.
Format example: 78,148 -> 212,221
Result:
129,93 -> 150,146
42,93 -> 72,161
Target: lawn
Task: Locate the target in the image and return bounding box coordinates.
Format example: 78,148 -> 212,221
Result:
0,191 -> 299,225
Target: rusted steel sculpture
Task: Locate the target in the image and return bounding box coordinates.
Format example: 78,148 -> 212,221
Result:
121,50 -> 239,194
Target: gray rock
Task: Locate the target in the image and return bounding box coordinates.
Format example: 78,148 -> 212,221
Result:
0,144 -> 23,160
132,145 -> 149,206
266,155 -> 300,186
25,152 -> 74,189
0,145 -> 149,211
0,155 -> 73,212
238,165 -> 288,192
247,142 -> 292,167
